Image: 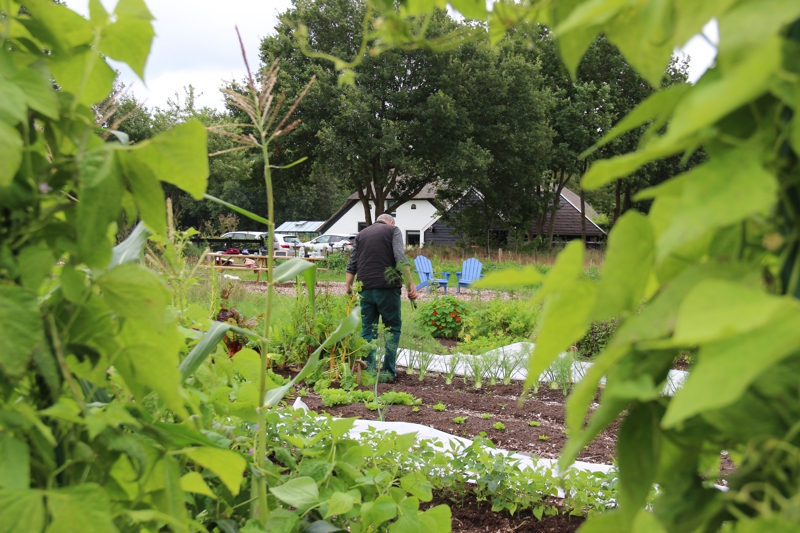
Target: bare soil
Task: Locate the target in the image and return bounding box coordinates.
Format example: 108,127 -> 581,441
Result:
423,490 -> 585,533
302,371 -> 617,465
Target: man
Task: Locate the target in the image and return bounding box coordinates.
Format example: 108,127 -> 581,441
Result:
345,213 -> 418,382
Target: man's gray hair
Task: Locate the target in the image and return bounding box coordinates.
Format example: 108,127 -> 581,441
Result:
376,213 -> 395,224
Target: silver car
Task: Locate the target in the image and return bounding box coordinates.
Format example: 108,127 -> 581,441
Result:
302,233 -> 356,253
221,231 -> 299,252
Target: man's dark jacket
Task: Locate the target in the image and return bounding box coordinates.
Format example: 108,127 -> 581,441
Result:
353,222 -> 400,290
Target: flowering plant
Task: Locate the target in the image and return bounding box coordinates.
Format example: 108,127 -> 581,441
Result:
416,296 -> 470,339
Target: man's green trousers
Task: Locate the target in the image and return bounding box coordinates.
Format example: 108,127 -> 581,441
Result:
359,287 -> 402,379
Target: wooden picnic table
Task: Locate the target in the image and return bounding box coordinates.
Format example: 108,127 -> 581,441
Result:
205,253 -> 326,282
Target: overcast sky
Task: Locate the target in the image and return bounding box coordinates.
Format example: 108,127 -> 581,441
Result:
72,0 -> 719,112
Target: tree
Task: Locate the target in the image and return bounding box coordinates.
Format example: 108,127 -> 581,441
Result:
261,0 -> 469,225
432,35 -> 554,251
100,84 -> 155,144
529,32 -> 691,244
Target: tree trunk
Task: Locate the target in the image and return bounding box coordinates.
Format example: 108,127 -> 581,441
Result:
580,160 -> 588,245
374,187 -> 388,219
613,179 -> 622,224
580,188 -> 586,245
623,182 -> 632,213
355,183 -> 374,226
547,169 -> 567,248
537,211 -> 546,237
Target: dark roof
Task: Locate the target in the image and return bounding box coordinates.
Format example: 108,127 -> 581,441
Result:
560,188 -> 600,222
532,193 -> 605,237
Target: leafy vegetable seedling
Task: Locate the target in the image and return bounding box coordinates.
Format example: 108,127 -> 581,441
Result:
493,422 -> 506,431
538,435 -> 548,441
480,413 -> 491,420
528,421 -> 540,427
453,416 -> 467,424
433,402 -> 446,412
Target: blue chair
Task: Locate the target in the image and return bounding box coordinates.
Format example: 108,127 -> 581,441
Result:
456,258 -> 483,293
414,255 -> 451,293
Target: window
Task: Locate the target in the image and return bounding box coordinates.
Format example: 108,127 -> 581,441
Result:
316,236 -> 330,244
357,222 -> 367,231
411,204 -> 417,209
406,231 -> 420,246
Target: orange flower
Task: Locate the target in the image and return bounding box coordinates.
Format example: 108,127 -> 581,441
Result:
450,313 -> 455,317
433,311 -> 437,315
456,317 -> 461,322
439,325 -> 443,329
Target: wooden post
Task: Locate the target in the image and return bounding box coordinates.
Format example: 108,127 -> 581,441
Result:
498,248 -> 503,262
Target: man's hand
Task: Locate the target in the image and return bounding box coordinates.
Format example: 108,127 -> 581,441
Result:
407,285 -> 418,300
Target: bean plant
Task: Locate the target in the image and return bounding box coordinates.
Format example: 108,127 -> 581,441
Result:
0,4 -> 449,532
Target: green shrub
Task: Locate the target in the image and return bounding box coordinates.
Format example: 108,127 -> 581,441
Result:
575,319 -> 619,359
460,298 -> 538,343
316,252 -> 349,273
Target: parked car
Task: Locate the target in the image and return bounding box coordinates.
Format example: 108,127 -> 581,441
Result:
302,233 -> 356,253
275,234 -> 301,251
220,231 -> 300,252
220,231 -> 267,241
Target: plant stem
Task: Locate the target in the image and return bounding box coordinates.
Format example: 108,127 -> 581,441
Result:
255,139 -> 276,524
48,314 -> 87,415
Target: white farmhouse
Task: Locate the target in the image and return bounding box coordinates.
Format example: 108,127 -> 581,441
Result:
319,185 -> 439,246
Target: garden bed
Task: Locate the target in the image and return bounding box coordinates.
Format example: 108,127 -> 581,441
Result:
298,366 -> 735,471
301,371 -> 618,465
